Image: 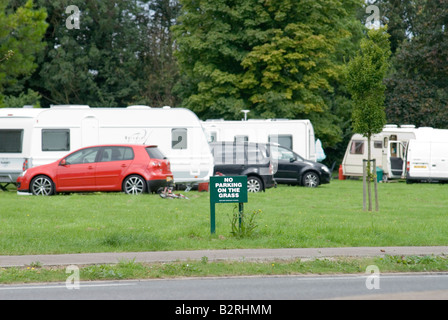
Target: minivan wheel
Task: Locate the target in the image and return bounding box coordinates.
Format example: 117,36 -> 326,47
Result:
247,176 -> 262,193
302,171 -> 320,188
123,175 -> 146,195
31,175 -> 55,196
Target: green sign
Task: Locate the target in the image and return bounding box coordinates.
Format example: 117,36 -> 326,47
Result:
209,176 -> 248,234
210,176 -> 248,204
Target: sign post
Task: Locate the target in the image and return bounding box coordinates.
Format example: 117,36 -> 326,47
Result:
209,176 -> 248,234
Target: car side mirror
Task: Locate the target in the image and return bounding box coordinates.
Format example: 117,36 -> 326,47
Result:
60,159 -> 67,166
290,157 -> 296,163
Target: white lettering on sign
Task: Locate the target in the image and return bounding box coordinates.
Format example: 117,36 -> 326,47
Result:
215,178 -> 243,199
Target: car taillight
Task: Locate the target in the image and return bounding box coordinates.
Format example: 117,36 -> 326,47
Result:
167,161 -> 171,172
406,161 -> 410,172
269,163 -> 273,175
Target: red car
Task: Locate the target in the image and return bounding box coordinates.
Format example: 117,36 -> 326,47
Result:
17,145 -> 173,196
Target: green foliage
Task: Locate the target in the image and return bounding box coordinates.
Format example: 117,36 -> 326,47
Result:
0,0 -> 47,107
173,0 -> 363,124
384,0 -> 448,128
345,27 -> 391,138
229,207 -> 261,238
28,0 -> 149,107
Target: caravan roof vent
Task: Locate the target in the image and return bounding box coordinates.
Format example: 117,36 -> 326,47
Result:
162,106 -> 171,109
50,105 -> 90,109
127,105 -> 151,109
384,124 -> 398,128
400,125 -> 416,128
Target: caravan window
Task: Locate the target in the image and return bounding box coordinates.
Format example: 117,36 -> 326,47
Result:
374,141 -> 382,149
268,135 -> 293,150
172,128 -> 188,149
42,129 -> 70,151
0,129 -> 23,153
350,141 -> 364,155
234,135 -> 248,143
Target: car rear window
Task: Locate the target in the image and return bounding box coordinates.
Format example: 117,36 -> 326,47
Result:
146,147 -> 166,159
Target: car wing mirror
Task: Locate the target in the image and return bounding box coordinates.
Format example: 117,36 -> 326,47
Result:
290,157 -> 296,163
60,159 -> 67,166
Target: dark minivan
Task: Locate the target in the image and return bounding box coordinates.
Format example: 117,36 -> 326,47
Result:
209,142 -> 276,192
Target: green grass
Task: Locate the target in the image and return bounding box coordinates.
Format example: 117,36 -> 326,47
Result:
0,180 -> 447,255
1,255 -> 447,284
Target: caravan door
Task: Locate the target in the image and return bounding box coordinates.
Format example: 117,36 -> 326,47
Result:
386,141 -> 406,179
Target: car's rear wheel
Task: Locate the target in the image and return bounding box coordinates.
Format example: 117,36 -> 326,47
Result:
31,175 -> 55,196
123,175 -> 146,195
302,171 -> 320,188
247,176 -> 263,193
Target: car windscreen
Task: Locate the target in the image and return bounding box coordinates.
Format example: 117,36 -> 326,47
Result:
0,129 -> 23,153
146,147 -> 166,159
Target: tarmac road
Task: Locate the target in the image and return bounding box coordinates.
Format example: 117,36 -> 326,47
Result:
0,273 -> 447,300
1,246 -> 447,301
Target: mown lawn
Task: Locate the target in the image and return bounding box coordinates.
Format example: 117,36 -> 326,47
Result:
0,180 -> 447,255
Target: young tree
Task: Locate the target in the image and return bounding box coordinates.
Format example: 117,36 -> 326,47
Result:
345,27 -> 391,211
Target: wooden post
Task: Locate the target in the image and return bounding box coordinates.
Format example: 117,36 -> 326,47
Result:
363,159 -> 367,211
373,159 -> 379,211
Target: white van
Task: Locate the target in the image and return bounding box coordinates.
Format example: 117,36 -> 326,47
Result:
406,128 -> 448,183
342,125 -> 418,180
0,106 -> 214,189
201,119 -> 318,161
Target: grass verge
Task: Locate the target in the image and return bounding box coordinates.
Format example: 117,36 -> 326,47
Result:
1,255 -> 447,284
0,180 -> 447,255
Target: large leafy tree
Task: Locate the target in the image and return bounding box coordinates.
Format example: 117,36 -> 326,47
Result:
384,0 -> 448,128
140,0 -> 182,107
23,0 -> 150,108
0,0 -> 47,107
173,0 -> 363,128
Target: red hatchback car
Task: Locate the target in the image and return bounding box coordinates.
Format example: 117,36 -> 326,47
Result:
17,145 -> 173,196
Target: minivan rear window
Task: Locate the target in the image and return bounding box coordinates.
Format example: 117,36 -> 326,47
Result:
146,147 -> 166,159
0,129 -> 23,153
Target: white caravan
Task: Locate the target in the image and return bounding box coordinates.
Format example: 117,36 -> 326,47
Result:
201,119 -> 317,161
406,128 -> 448,183
0,105 -> 213,189
342,125 -> 419,180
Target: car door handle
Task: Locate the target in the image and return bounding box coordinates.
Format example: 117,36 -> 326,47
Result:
88,166 -> 94,170
121,164 -> 127,168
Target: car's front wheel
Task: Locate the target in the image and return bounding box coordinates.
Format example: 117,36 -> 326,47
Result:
123,175 -> 146,195
31,175 -> 55,196
247,176 -> 263,193
302,171 -> 320,188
